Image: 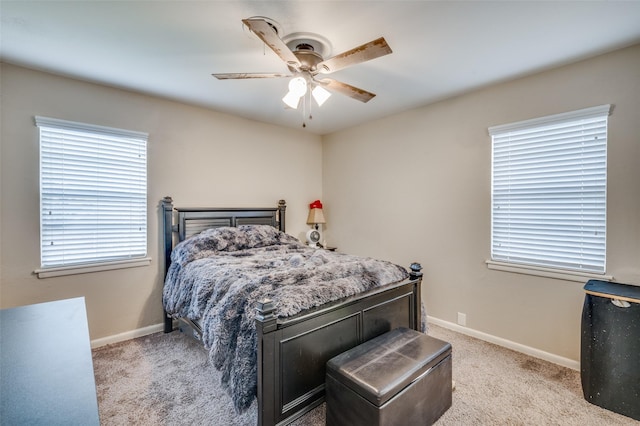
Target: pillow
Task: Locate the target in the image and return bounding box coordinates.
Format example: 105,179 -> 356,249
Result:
171,225 -> 300,265
170,227 -> 245,264
238,224 -> 299,248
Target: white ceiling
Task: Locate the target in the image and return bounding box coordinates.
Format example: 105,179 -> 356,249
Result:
2,1 -> 640,135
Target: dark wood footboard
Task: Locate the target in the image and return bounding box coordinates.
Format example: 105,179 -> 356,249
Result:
256,267 -> 423,426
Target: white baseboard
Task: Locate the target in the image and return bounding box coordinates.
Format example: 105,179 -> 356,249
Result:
91,323 -> 164,349
92,318 -> 580,371
427,316 -> 580,371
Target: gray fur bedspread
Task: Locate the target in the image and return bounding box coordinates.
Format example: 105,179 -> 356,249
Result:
163,225 -> 409,411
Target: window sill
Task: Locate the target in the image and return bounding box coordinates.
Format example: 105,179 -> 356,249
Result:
34,257 -> 152,279
485,260 -> 613,283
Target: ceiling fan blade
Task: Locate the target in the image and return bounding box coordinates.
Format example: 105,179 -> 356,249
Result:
316,37 -> 392,74
242,18 -> 301,68
213,73 -> 290,80
317,78 -> 376,103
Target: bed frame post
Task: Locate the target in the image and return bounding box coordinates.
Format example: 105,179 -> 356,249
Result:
162,196 -> 175,333
277,199 -> 286,232
255,299 -> 277,426
409,262 -> 424,331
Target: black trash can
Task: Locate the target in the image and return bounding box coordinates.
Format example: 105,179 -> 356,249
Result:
581,280 -> 640,421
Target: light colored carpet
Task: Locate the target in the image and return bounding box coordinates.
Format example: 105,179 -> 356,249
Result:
92,324 -> 638,425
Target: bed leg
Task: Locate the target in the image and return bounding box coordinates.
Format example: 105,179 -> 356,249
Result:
164,311 -> 173,333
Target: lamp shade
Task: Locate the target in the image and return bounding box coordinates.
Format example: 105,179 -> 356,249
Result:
282,76 -> 307,109
312,85 -> 331,106
307,208 -> 326,225
282,91 -> 301,109
289,76 -> 307,96
307,200 -> 326,225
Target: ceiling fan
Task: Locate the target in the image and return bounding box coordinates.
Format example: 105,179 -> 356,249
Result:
213,17 -> 392,111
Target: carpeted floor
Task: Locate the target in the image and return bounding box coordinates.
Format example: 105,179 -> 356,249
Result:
92,324 -> 638,425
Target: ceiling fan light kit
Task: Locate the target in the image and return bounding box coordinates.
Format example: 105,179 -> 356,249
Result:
282,75 -> 332,109
311,85 -> 331,107
282,76 -> 307,109
213,16 -> 392,127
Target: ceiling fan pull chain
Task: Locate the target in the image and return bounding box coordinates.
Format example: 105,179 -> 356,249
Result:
302,92 -> 314,128
302,92 -> 307,127
303,93 -> 306,125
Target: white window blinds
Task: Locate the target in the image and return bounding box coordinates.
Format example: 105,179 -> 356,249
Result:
489,105 -> 610,274
36,116 -> 148,268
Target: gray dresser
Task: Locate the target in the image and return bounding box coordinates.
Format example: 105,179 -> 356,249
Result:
0,297 -> 100,425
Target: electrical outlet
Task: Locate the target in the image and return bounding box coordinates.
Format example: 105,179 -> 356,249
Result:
457,312 -> 467,326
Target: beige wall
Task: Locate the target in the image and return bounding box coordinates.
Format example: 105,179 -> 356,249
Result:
2,44 -> 638,362
322,44 -> 640,362
0,63 -> 322,339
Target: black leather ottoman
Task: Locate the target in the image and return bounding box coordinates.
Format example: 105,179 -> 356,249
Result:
326,327 -> 452,426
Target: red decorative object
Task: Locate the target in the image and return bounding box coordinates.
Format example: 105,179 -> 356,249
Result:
309,200 -> 323,209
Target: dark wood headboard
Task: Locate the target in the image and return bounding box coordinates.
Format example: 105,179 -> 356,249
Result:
160,196 -> 286,333
161,196 -> 286,270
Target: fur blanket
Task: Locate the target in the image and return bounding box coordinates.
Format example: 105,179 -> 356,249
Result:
163,225 -> 409,411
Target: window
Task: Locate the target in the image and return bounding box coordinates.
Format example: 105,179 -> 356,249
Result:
488,105 -> 611,276
35,116 -> 149,277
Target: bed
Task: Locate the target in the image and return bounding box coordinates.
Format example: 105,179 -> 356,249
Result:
161,197 -> 424,426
